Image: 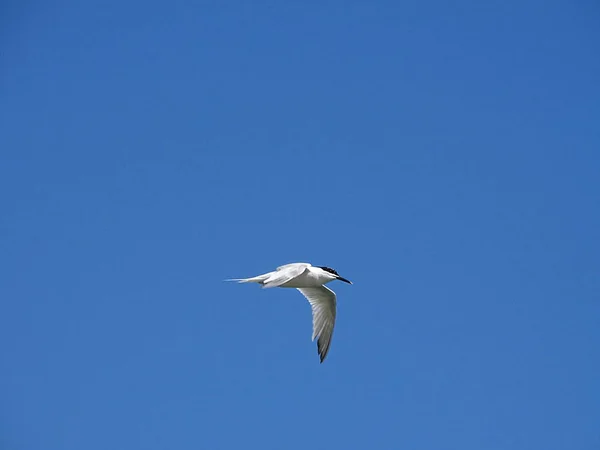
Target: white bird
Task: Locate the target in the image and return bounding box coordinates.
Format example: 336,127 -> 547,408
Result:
226,262 -> 352,363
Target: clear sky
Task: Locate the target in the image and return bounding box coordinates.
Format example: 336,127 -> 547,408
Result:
1,1 -> 599,449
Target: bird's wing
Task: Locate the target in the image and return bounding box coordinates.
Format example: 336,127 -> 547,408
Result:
297,286 -> 337,363
261,264 -> 310,288
276,262 -> 311,271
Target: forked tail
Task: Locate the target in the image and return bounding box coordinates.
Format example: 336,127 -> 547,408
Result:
224,275 -> 268,284
224,278 -> 252,283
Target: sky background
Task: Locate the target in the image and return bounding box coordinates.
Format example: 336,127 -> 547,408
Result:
1,1 -> 599,449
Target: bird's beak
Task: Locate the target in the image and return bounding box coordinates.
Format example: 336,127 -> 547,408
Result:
337,276 -> 352,285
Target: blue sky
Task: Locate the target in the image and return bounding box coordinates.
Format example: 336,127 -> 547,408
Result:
1,1 -> 599,449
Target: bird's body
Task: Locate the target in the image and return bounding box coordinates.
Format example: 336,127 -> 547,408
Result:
226,262 -> 352,363
232,263 -> 342,288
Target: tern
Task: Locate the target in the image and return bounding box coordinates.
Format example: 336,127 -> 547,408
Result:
226,262 -> 352,363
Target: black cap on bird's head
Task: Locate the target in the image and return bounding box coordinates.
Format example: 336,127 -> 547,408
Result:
318,266 -> 352,284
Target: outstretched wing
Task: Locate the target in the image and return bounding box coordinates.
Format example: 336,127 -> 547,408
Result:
261,263 -> 310,288
297,286 -> 337,363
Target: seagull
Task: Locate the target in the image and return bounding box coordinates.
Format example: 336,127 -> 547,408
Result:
226,262 -> 352,363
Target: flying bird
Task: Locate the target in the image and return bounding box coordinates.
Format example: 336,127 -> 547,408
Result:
226,262 -> 352,363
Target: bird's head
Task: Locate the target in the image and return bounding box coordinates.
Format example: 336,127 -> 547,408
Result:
318,266 -> 352,284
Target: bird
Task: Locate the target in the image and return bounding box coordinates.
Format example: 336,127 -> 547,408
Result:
226,262 -> 352,363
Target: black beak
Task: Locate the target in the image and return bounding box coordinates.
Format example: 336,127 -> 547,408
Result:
337,276 -> 352,285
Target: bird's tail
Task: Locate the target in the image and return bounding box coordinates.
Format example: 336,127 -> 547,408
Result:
224,275 -> 268,284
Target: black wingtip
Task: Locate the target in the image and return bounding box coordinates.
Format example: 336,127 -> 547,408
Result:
317,342 -> 327,363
